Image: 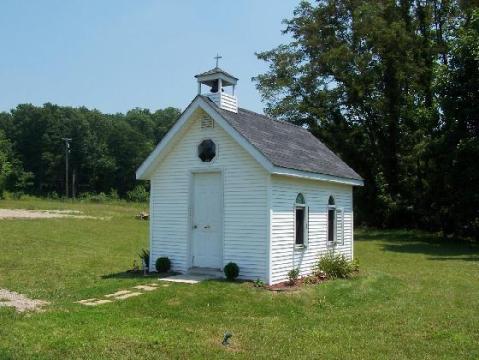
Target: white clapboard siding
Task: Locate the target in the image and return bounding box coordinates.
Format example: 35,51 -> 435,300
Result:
150,108 -> 268,280
270,175 -> 354,284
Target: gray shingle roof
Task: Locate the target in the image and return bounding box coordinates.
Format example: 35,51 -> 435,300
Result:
194,67 -> 239,80
203,96 -> 362,181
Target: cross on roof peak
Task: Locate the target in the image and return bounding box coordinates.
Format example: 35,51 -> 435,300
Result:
214,53 -> 222,68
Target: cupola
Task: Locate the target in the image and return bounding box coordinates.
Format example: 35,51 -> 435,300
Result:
195,55 -> 238,113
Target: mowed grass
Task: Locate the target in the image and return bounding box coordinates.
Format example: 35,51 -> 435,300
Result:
0,199 -> 478,359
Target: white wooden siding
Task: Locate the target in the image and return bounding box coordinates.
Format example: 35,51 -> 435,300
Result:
149,108 -> 268,280
270,175 -> 354,284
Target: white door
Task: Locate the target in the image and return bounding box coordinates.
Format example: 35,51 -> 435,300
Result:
191,172 -> 222,268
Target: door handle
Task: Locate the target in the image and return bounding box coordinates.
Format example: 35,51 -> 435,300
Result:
204,225 -> 210,229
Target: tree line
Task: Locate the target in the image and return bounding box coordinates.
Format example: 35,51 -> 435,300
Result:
255,0 -> 478,238
0,103 -> 180,199
0,0 -> 477,239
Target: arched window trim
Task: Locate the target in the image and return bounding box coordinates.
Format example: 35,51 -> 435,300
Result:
294,193 -> 308,249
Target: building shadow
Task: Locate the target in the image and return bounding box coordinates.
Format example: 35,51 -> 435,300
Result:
357,229 -> 479,260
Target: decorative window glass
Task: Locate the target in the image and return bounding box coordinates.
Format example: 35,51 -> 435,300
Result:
295,193 -> 305,205
295,193 -> 308,247
198,139 -> 216,162
328,196 -> 336,243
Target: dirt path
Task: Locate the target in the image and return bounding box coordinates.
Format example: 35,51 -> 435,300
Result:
0,289 -> 49,312
0,209 -> 105,220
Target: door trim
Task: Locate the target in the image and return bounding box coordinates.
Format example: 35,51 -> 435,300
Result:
188,168 -> 224,270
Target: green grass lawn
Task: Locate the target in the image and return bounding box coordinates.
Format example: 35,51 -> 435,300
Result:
0,199 -> 478,359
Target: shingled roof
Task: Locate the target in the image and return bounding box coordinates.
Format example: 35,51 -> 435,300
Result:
204,96 -> 362,181
194,67 -> 239,80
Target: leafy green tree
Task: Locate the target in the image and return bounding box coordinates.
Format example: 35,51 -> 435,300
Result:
0,103 -> 180,198
255,0 -> 479,237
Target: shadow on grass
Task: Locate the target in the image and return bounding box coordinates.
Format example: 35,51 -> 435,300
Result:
100,271 -> 156,279
101,271 -> 174,279
357,229 -> 479,260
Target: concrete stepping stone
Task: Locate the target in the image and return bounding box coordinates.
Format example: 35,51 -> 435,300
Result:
77,298 -> 97,304
77,299 -> 112,306
114,292 -> 142,300
133,285 -> 157,291
104,290 -> 131,298
158,274 -> 215,284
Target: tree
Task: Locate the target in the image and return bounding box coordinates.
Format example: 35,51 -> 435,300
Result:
0,103 -> 180,198
255,0 -> 479,238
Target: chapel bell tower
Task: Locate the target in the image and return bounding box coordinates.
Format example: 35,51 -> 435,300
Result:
195,54 -> 238,113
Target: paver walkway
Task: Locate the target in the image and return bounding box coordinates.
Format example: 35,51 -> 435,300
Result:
0,209 -> 108,220
77,273 -> 217,307
77,283 -> 161,306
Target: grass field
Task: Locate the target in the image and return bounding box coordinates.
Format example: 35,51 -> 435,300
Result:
0,199 -> 478,359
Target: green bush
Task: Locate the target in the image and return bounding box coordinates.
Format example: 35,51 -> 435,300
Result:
108,189 -> 120,201
126,185 -> 149,203
155,257 -> 171,273
47,191 -> 60,200
79,192 -> 108,203
314,252 -> 357,279
224,262 -> 239,281
287,268 -> 300,285
252,279 -> 265,288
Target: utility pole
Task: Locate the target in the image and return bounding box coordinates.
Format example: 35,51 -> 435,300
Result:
62,138 -> 72,198
72,169 -> 76,199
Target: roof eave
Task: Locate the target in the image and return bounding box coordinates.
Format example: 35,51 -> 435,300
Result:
271,166 -> 364,186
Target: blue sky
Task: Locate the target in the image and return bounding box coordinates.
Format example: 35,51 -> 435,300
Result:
0,0 -> 298,114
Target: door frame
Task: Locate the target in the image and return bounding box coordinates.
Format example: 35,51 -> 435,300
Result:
187,168 -> 224,270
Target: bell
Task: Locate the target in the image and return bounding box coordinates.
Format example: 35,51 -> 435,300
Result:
210,80 -> 219,93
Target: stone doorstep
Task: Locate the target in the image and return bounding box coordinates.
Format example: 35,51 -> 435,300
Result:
158,274 -> 218,284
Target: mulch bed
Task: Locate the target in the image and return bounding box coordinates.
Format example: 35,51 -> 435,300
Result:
265,275 -> 327,292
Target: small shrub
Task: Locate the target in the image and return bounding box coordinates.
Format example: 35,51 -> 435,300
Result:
138,249 -> 150,268
47,191 -> 60,200
303,275 -> 319,285
80,192 -> 107,203
287,268 -> 300,285
253,279 -> 265,288
126,185 -> 149,203
224,262 -> 239,281
108,189 -> 120,201
11,191 -> 24,200
155,257 -> 171,273
314,252 -> 357,279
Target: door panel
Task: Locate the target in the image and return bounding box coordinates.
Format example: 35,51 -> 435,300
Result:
192,172 -> 222,268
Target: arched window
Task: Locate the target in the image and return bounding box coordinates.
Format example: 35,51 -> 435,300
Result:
296,193 -> 305,205
295,193 -> 308,247
328,196 -> 336,243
